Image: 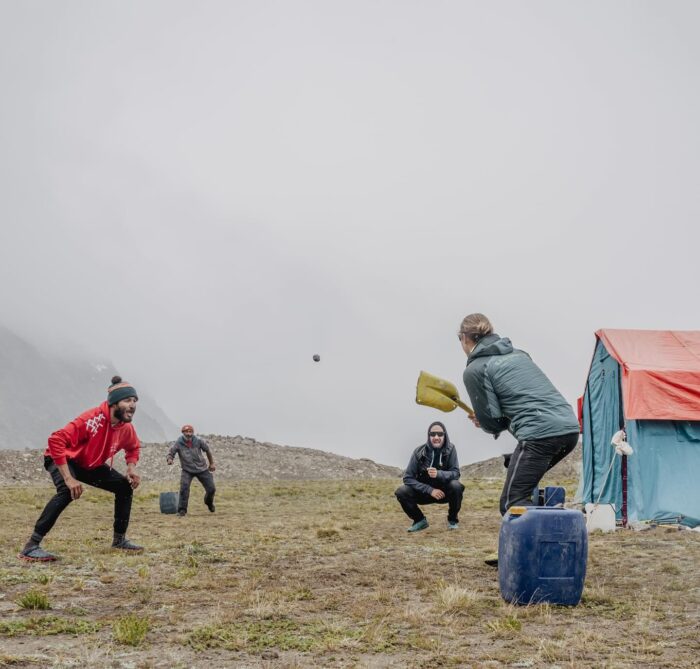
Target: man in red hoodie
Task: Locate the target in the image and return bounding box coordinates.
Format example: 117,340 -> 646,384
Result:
18,376 -> 144,561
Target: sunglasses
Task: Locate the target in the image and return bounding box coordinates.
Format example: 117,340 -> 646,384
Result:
429,431 -> 445,437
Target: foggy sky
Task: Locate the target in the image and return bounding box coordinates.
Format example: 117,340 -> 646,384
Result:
1,1 -> 699,467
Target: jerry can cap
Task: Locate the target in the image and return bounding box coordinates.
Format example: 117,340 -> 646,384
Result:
508,506 -> 528,516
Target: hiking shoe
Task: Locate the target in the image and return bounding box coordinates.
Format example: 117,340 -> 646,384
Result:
112,538 -> 144,552
484,556 -> 499,567
18,546 -> 58,562
206,501 -> 215,513
447,521 -> 459,530
176,511 -> 186,517
407,518 -> 429,533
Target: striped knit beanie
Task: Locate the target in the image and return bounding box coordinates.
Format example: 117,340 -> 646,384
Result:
107,376 -> 138,405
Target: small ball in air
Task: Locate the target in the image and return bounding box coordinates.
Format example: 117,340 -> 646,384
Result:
313,354 -> 321,362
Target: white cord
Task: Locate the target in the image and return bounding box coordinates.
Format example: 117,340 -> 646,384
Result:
590,430 -> 633,511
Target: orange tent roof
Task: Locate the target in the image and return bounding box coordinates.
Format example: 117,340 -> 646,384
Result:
596,329 -> 700,421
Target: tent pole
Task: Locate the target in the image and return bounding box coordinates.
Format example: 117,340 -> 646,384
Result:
621,453 -> 628,528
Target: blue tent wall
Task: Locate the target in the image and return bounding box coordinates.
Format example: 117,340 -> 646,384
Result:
581,340 -> 623,511
626,420 -> 700,526
582,339 -> 700,527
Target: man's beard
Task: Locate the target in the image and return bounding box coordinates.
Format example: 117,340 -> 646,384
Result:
114,407 -> 134,423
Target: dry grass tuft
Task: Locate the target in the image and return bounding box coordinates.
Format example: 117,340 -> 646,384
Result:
486,614 -> 522,636
0,654 -> 51,666
15,590 -> 50,610
435,584 -> 481,614
112,613 -> 150,646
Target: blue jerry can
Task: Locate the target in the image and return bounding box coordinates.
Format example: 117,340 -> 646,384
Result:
499,506 -> 587,606
543,486 -> 566,506
159,491 -> 179,514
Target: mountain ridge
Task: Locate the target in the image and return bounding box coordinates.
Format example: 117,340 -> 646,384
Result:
0,324 -> 177,448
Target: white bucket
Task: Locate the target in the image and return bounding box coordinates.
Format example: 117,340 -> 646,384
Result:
585,503 -> 616,532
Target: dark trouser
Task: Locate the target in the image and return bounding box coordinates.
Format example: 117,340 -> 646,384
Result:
178,469 -> 216,513
500,432 -> 579,515
395,480 -> 465,523
33,456 -> 134,539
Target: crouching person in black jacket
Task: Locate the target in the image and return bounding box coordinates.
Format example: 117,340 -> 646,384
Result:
395,421 -> 464,532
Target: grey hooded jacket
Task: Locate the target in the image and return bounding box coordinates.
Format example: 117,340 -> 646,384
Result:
462,334 -> 579,442
167,435 -> 212,474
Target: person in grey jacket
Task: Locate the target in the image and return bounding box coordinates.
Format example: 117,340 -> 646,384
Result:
459,313 -> 579,517
167,425 -> 216,516
395,421 -> 464,532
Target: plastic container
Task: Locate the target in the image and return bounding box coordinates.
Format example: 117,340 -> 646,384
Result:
159,491 -> 179,514
543,486 -> 565,506
584,503 -> 617,532
499,506 -> 587,606
532,486 -> 566,506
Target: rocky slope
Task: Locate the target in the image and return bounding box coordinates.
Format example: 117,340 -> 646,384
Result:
0,435 -> 582,486
460,441 -> 583,481
0,434 -> 403,485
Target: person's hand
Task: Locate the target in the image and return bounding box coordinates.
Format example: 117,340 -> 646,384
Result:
127,471 -> 141,489
430,488 -> 445,500
469,414 -> 481,428
65,476 -> 83,500
427,467 -> 438,479
209,464 -> 216,472
166,458 -> 173,466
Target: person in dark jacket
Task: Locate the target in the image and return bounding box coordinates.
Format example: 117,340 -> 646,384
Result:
458,313 -> 580,518
395,421 -> 464,532
167,425 -> 216,516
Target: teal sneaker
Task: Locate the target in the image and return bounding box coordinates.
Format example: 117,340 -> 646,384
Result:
447,521 -> 459,530
407,518 -> 429,533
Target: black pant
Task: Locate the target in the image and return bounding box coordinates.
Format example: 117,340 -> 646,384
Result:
33,456 -> 134,538
178,469 -> 216,513
395,480 -> 465,523
500,433 -> 579,515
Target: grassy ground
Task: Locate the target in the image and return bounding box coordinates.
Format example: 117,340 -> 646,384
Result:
0,478 -> 699,668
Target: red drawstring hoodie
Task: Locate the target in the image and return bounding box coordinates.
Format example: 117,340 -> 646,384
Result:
45,401 -> 140,469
